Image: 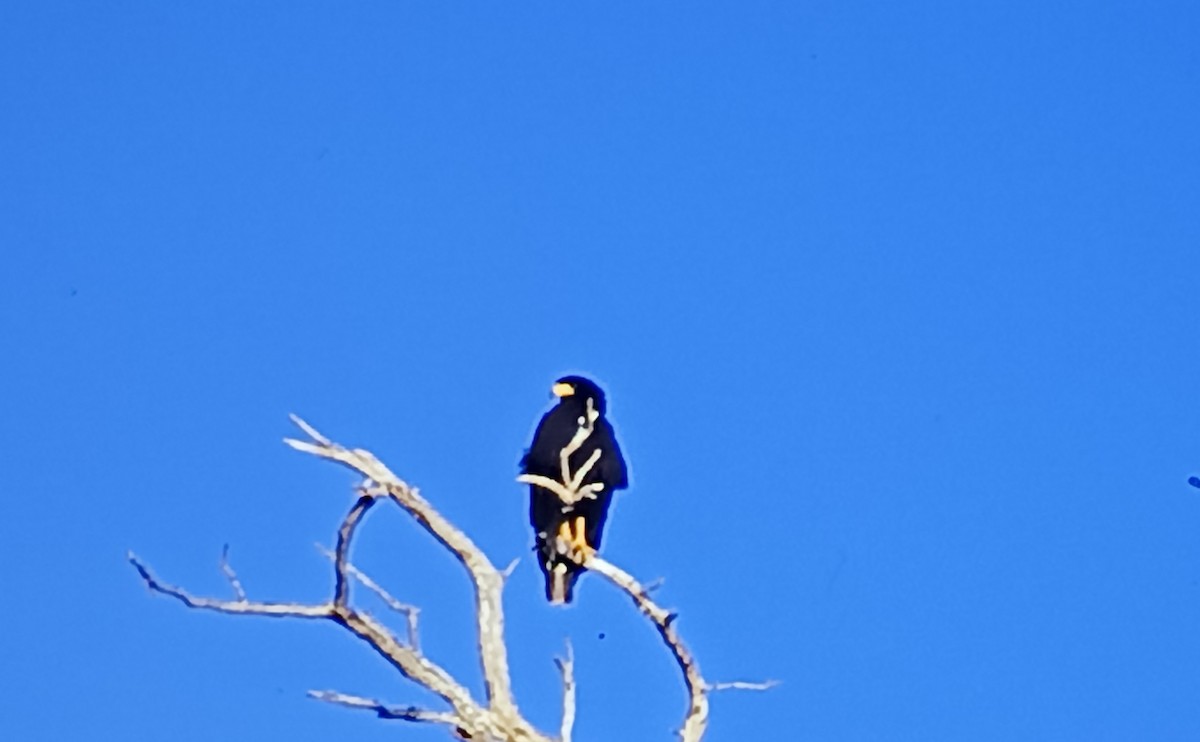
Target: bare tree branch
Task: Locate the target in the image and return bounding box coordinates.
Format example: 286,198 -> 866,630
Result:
500,556 -> 520,581
567,448 -> 602,492
133,414 -> 771,741
219,544 -> 247,602
555,640 -> 577,742
556,397 -> 600,486
334,494 -> 376,608
284,417 -> 535,736
584,555 -> 711,742
329,607 -> 495,736
129,552 -> 332,619
706,680 -> 781,692
316,543 -> 421,650
308,689 -> 461,726
515,473 -> 602,507
130,498 -> 507,741
559,417 -> 591,485
288,412 -> 331,446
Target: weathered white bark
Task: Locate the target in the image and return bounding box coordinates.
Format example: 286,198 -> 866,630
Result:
130,415 -> 770,741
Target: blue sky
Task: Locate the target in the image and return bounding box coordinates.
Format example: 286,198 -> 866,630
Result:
3,2 -> 1199,740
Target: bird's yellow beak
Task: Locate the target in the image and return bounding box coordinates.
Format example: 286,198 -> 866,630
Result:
552,382 -> 575,398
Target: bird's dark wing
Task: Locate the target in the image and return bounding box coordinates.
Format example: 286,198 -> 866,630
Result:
529,483 -> 563,538
593,418 -> 628,491
521,407 -> 574,477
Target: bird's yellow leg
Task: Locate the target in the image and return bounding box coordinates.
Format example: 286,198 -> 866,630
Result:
570,515 -> 593,555
558,521 -> 573,541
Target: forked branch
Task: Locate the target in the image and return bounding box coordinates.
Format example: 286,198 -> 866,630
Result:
129,483 -> 510,739
282,417 -> 527,732
131,415 -> 769,741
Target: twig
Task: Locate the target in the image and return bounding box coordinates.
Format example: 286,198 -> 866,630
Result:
500,557 -> 520,580
516,474 -> 602,507
129,552 -> 331,619
316,544 -> 421,650
555,640 -> 577,742
568,448 -> 603,492
130,498 -> 503,740
288,412 -> 331,446
706,680 -> 780,692
558,398 -> 598,485
308,689 -> 461,726
334,495 -> 376,609
519,398 -> 606,513
219,544 -> 247,602
517,474 -> 574,503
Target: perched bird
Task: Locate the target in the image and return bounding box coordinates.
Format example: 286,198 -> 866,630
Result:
521,375 -> 628,604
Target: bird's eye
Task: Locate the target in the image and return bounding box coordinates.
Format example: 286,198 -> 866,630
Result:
552,382 -> 575,398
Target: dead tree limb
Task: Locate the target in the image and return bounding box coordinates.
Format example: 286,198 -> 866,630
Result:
282,417 -> 530,734
555,640 -> 576,742
130,415 -> 770,741
307,690 -> 461,726
129,490 -> 505,739
316,543 -> 421,650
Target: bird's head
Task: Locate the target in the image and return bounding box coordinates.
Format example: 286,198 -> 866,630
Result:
551,375 -> 607,415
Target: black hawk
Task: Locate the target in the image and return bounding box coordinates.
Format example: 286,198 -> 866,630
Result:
521,375 -> 628,604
